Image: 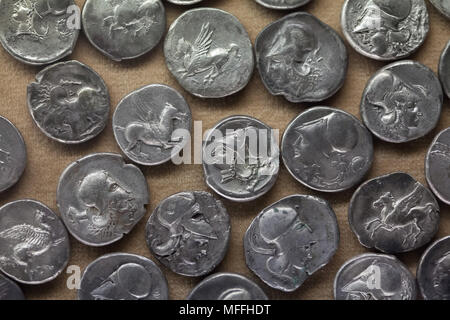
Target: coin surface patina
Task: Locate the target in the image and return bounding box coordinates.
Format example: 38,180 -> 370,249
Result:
164,8 -> 254,98
57,153 -> 149,247
0,200 -> 70,285
82,0 -> 166,61
146,191 -> 230,277
256,12 -> 348,103
254,0 -> 312,10
0,273 -> 25,300
361,60 -> 443,143
439,41 -> 450,99
244,195 -> 339,292
78,253 -> 168,300
334,253 -> 417,300
27,60 -> 110,144
113,84 -> 191,166
349,172 -> 440,254
430,0 -> 450,19
166,0 -> 204,4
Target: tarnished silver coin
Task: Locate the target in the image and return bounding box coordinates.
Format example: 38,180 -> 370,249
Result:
244,195 -> 339,292
282,107 -> 373,193
417,236 -> 450,300
164,8 -> 254,98
256,12 -> 348,103
78,253 -> 168,300
430,0 -> 450,19
254,0 -> 311,10
113,84 -> 191,166
349,172 -> 440,254
187,272 -> 268,300
82,0 -> 166,61
341,0 -> 429,61
0,273 -> 25,300
27,60 -> 110,144
203,115 -> 279,202
57,153 -> 149,247
439,41 -> 450,99
146,191 -> 230,277
0,199 -> 70,284
166,0 -> 204,5
0,116 -> 26,193
361,60 -> 443,143
0,0 -> 79,65
334,253 -> 417,300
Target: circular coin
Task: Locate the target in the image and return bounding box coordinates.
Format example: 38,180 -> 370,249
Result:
166,0 -> 204,4
430,0 -> 450,19
0,273 -> 25,300
254,0 -> 311,10
439,41 -> 450,99
426,128 -> 450,205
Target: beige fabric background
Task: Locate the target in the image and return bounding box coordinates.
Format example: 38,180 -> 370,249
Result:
0,0 -> 449,300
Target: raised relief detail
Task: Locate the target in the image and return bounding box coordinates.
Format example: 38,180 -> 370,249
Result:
432,251 -> 450,299
0,135 -> 12,172
430,141 -> 450,161
218,288 -> 252,300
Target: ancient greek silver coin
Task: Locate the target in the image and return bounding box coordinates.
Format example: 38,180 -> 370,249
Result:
0,199 -> 70,284
256,12 -> 348,103
166,0 -> 204,4
349,172 -> 440,254
57,153 -> 149,247
146,191 -> 230,277
417,236 -> 450,300
0,273 -> 25,300
430,0 -> 450,19
361,60 -> 443,143
341,0 -> 429,61
334,253 -> 417,300
439,41 -> 450,99
426,128 -> 450,205
27,60 -> 110,144
78,253 -> 168,300
187,272 -> 268,300
113,84 -> 191,166
82,0 -> 166,61
0,116 -> 26,193
254,0 -> 312,10
0,0 -> 79,65
203,115 -> 279,202
282,107 -> 373,193
164,8 -> 254,98
244,195 -> 339,292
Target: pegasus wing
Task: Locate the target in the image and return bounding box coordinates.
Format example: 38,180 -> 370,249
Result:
0,225 -> 33,242
396,185 -> 424,215
191,23 -> 213,61
431,142 -> 450,162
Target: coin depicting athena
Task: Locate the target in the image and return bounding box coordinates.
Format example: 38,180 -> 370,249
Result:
27,60 -> 110,144
82,0 -> 166,61
256,12 -> 348,103
341,0 -> 429,61
0,0 -> 79,65
426,128 -> 450,205
244,195 -> 339,292
164,8 -> 254,98
0,273 -> 25,300
439,41 -> 450,99
430,0 -> 450,19
57,153 -> 149,247
254,0 -> 312,10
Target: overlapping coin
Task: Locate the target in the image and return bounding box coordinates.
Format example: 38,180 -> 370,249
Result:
439,41 -> 450,99
430,0 -> 450,19
0,273 -> 25,300
254,0 -> 312,10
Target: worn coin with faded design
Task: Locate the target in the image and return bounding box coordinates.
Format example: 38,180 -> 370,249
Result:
430,0 -> 450,19
426,128 -> 450,205
349,172 -> 440,254
187,272 -> 268,300
164,8 -> 254,98
57,153 -> 149,247
203,115 -> 279,202
334,253 -> 417,300
361,60 -> 443,143
78,253 -> 168,300
0,273 -> 25,300
113,84 -> 191,166
0,200 -> 70,284
439,41 -> 450,99
0,0 -> 79,65
254,0 -> 312,10
146,191 -> 230,277
282,107 -> 373,193
27,60 -> 110,144
82,0 -> 166,61
341,0 -> 429,61
244,195 -> 339,292
256,12 -> 348,103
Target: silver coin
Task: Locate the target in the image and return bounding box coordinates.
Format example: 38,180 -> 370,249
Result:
0,116 -> 26,193
27,60 -> 110,144
187,272 -> 268,300
78,253 -> 168,300
439,41 -> 450,99
113,84 -> 192,166
417,236 -> 450,300
0,273 -> 25,300
203,115 -> 279,202
244,195 -> 339,292
0,0 -> 79,65
0,199 -> 70,284
255,12 -> 348,103
165,0 -> 204,5
334,253 -> 417,300
361,60 -> 443,143
82,0 -> 166,61
430,0 -> 450,19
282,107 -> 373,193
254,0 -> 312,10
146,191 -> 230,277
341,0 -> 429,61
426,128 -> 450,205
164,8 -> 254,98
57,153 -> 149,247
349,172 -> 440,254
